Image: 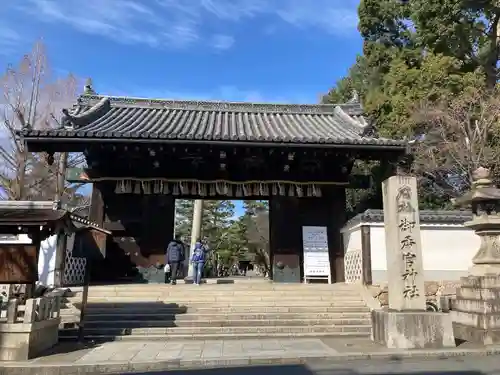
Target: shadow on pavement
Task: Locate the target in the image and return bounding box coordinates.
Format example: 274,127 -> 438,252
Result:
59,301 -> 190,343
114,363 -> 489,375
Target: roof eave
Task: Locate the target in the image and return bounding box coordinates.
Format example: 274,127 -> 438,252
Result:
0,220 -> 58,226
23,136 -> 408,152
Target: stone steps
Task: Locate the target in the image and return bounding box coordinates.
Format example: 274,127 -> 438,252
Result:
75,290 -> 359,296
59,331 -> 368,342
67,295 -> 362,301
58,282 -> 372,341
59,324 -> 371,337
71,283 -> 354,290
62,318 -> 368,328
66,290 -> 361,297
76,312 -> 371,322
67,286 -> 358,297
66,301 -> 365,307
61,305 -> 369,315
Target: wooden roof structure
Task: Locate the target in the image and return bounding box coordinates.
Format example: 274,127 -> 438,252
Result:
19,94 -> 406,150
0,201 -> 110,235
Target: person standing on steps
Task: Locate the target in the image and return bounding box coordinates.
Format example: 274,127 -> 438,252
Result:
166,235 -> 185,285
191,238 -> 209,285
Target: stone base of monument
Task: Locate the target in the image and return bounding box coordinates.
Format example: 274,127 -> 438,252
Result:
371,309 -> 456,349
450,274 -> 500,345
0,319 -> 60,361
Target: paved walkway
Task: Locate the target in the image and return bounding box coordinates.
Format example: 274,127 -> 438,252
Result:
1,337 -> 500,375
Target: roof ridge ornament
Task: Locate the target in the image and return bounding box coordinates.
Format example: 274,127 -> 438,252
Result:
62,97 -> 110,129
348,90 -> 359,104
83,78 -> 96,95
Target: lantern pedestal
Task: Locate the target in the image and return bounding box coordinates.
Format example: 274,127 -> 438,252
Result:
451,274 -> 500,344
451,167 -> 500,344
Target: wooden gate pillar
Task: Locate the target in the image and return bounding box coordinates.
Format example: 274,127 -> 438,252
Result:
269,197 -> 301,283
297,186 -> 346,283
269,186 -> 347,284
138,195 -> 175,266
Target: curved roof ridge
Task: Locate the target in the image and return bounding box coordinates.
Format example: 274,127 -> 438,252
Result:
62,97 -> 111,128
333,106 -> 369,130
78,94 -> 364,116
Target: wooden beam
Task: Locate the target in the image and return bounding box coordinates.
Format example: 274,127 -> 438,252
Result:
361,225 -> 373,285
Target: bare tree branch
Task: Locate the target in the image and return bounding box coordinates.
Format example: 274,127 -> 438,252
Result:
411,86 -> 500,196
0,41 -> 85,203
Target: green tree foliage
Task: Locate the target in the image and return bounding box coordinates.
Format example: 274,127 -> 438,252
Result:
215,219 -> 247,267
174,199 -> 235,245
411,0 -> 500,89
174,199 -> 236,266
323,0 -> 499,209
239,200 -> 270,275
241,200 -> 269,216
202,200 -> 235,253
174,200 -> 270,272
174,199 -> 193,241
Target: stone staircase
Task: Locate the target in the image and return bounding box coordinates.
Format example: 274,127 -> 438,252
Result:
59,281 -> 372,341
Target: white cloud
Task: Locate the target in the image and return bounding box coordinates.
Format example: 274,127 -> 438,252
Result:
0,26 -> 22,56
210,35 -> 235,50
9,0 -> 359,51
193,0 -> 359,34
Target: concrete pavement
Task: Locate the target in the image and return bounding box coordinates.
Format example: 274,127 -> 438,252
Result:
1,337 -> 500,375
106,356 -> 500,375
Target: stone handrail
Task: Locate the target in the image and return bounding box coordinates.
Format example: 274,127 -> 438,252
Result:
0,296 -> 61,324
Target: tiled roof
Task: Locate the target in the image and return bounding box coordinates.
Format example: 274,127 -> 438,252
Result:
343,209 -> 472,229
0,208 -> 67,225
0,201 -> 109,233
20,95 -> 406,148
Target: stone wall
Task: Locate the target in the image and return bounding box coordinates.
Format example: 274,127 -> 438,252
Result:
0,296 -> 61,361
368,280 -> 461,309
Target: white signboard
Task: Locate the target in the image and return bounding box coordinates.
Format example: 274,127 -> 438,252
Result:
302,226 -> 331,283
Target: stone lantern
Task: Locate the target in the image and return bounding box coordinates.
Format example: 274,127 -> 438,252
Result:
452,167 -> 500,276
451,166 -> 500,344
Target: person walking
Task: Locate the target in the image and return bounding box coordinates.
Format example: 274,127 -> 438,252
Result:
191,238 -> 209,285
166,235 -> 185,285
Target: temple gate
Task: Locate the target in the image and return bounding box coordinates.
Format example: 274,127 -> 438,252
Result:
20,86 -> 406,284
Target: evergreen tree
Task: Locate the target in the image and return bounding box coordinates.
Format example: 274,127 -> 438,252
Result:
411,0 -> 500,89
237,200 -> 270,274
242,200 -> 269,216
174,199 -> 194,242
322,0 -> 495,209
202,200 -> 235,247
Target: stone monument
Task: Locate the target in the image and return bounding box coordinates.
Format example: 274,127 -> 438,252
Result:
451,167 -> 500,344
371,175 -> 455,349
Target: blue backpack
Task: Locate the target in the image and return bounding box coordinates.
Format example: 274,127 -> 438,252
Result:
192,244 -> 205,262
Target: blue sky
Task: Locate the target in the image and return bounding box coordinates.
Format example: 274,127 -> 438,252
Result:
0,0 -> 364,217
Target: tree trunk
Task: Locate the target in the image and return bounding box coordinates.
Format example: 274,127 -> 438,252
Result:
485,14 -> 500,91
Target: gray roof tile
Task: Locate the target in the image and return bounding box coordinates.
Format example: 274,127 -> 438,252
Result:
344,209 -> 472,229
20,95 -> 406,147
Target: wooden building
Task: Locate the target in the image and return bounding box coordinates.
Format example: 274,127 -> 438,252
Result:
0,200 -> 110,294
20,89 -> 407,283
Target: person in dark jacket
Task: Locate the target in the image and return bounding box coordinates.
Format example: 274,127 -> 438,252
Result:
191,238 -> 209,285
166,235 -> 185,285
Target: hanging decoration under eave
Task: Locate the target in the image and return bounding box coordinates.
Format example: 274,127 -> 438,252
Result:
111,179 -> 340,197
